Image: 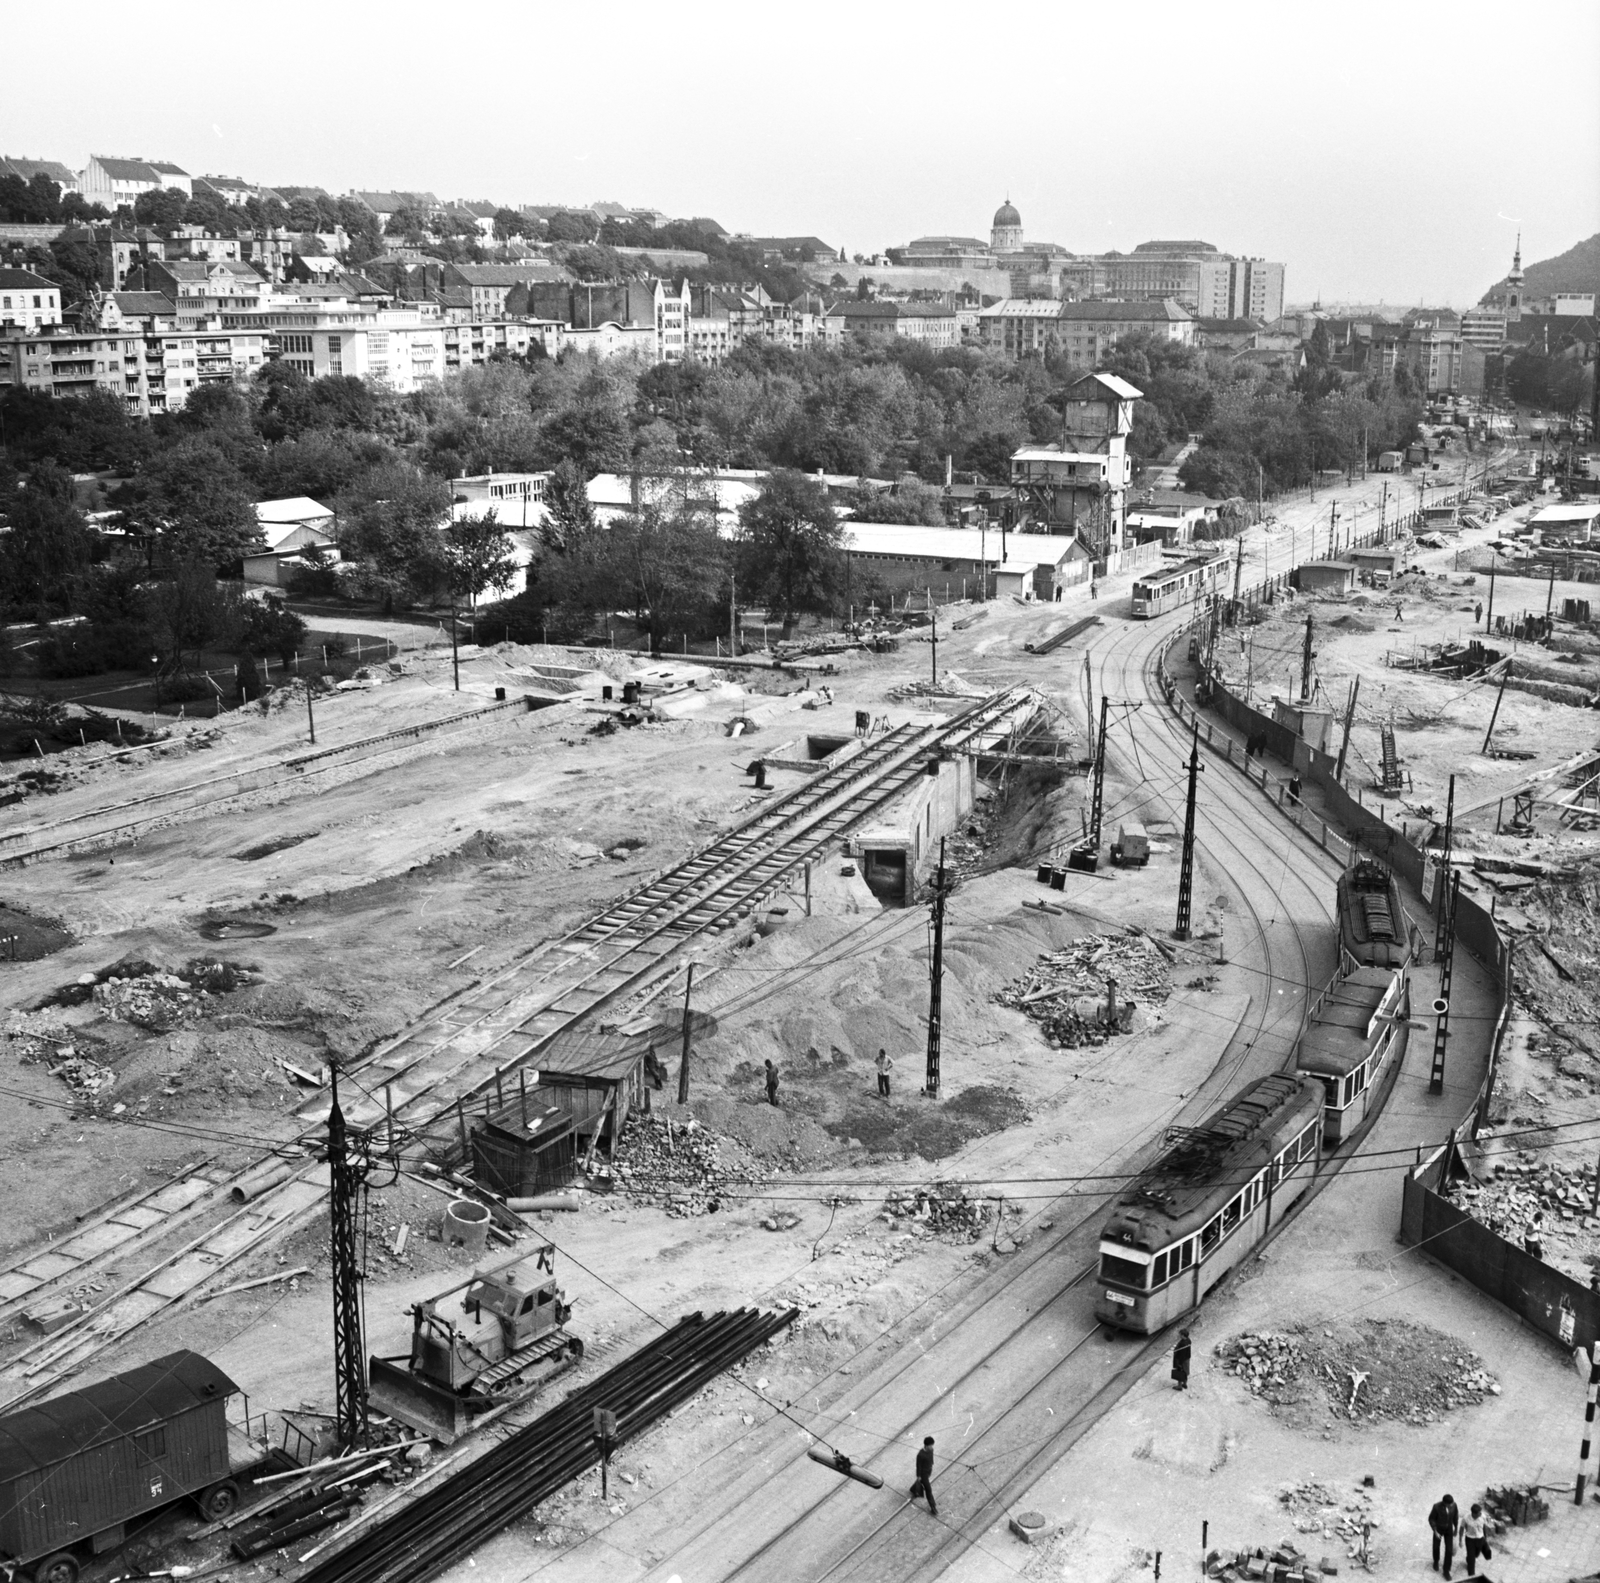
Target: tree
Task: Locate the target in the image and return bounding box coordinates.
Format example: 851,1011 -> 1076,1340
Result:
238,593 -> 307,666
442,511 -> 520,614
1549,359 -> 1594,417
144,562 -> 243,676
185,191 -> 235,234
133,186 -> 189,232
845,477 -> 946,525
47,235 -> 103,302
335,462 -> 451,610
0,466 -> 92,615
144,438 -> 263,570
539,384 -> 632,475
287,196 -> 323,233
542,459 -> 597,550
493,207 -> 527,240
602,502 -> 728,653
545,211 -> 597,243
735,469 -> 846,628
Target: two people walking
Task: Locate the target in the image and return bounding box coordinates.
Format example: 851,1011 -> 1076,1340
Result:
1430,1495 -> 1492,1579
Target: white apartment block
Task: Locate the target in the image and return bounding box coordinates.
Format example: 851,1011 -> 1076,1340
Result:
80,156 -> 192,210
0,269 -> 62,331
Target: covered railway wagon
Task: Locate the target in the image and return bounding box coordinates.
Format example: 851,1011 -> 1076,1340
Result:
1295,965 -> 1409,1145
1095,1074 -> 1323,1334
1130,555 -> 1225,618
0,1351 -> 247,1583
1337,860 -> 1410,968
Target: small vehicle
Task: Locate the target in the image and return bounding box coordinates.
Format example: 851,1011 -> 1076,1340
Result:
1110,821 -> 1149,867
368,1246 -> 582,1442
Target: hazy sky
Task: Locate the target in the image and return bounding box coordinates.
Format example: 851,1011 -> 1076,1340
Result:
6,0 -> 1597,307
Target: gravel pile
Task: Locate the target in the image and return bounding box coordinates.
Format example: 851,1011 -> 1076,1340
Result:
612,1115 -> 763,1217
995,932 -> 1171,1048
1217,1321 -> 1501,1425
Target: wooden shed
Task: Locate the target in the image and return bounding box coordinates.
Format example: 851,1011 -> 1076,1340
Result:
471,1102 -> 578,1198
1295,560 -> 1357,596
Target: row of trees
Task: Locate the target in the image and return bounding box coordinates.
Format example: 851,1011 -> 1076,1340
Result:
0,172 -> 108,226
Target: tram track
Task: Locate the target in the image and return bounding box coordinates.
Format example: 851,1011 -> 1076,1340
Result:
583,611 -> 1344,1583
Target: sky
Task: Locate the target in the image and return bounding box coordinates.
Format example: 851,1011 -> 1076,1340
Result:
5,0 -> 1598,309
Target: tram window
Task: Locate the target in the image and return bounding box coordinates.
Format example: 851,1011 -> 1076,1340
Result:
1342,1074 -> 1355,1106
1100,1253 -> 1148,1288
1221,1196 -> 1242,1233
1177,1238 -> 1194,1270
1200,1216 -> 1221,1255
1152,1251 -> 1169,1285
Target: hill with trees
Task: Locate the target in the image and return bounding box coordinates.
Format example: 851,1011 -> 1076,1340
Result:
1480,232 -> 1600,304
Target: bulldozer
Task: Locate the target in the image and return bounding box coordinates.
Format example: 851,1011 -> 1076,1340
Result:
368,1245 -> 583,1442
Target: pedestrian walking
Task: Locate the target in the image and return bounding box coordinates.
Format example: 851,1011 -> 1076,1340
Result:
875,1048 -> 893,1098
764,1059 -> 780,1106
1459,1504 -> 1492,1576
1090,580 -> 1099,600
1171,1327 -> 1192,1390
1428,1493 -> 1460,1578
1395,601 -> 1404,621
1474,601 -> 1483,624
910,1436 -> 938,1515
1288,773 -> 1302,804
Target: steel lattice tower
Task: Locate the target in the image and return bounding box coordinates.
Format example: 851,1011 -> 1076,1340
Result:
327,1072 -> 369,1448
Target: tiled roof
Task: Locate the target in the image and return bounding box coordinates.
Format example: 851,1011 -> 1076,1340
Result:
0,267 -> 58,291
91,156 -> 165,183
2,158 -> 77,186
110,291 -> 177,315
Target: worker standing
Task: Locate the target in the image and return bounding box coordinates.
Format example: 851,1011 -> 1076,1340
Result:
1090,580 -> 1099,600
876,1048 -> 894,1099
764,1059 -> 781,1107
910,1436 -> 938,1515
1171,1327 -> 1192,1391
1474,601 -> 1483,625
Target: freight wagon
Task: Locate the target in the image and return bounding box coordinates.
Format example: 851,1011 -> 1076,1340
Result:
1295,965 -> 1409,1145
1130,555 -> 1226,619
1094,1074 -> 1323,1334
0,1351 -> 254,1583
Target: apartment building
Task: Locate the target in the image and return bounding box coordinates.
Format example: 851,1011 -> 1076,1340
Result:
443,319 -> 565,370
1055,243 -> 1285,322
832,299 -> 958,346
0,269 -> 62,331
0,320 -> 266,416
977,298 -> 1194,362
80,156 -> 191,210
0,157 -> 79,195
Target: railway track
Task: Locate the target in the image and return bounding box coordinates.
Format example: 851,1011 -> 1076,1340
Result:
533,612 -> 1345,1583
0,689 -> 1043,1403
302,1307 -> 797,1583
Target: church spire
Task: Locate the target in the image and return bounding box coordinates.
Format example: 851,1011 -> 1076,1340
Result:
1506,233 -> 1524,321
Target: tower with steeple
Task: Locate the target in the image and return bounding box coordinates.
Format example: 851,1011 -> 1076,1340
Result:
1505,233 -> 1524,322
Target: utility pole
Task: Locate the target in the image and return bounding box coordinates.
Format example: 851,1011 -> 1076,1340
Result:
1232,533 -> 1244,612
677,962 -> 695,1105
449,598 -> 461,692
1327,501 -> 1338,559
1084,695 -> 1111,855
929,589 -> 937,686
1486,564 -> 1497,628
1300,613 -> 1315,703
1434,773 -> 1456,959
1547,566 -> 1556,620
306,678 -> 316,745
1481,672 -> 1510,755
1083,653 -> 1095,761
327,1067 -> 370,1448
1335,676 -> 1360,780
925,839 -> 950,1100
1175,720 -> 1201,940
729,569 -> 737,655
1428,869 -> 1460,1096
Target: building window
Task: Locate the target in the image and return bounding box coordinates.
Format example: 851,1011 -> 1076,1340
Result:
133,1426 -> 167,1461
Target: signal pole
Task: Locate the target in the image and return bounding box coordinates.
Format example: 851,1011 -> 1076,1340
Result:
1434,773 -> 1456,959
1300,613 -> 1315,703
327,1067 -> 370,1448
1085,695 -> 1110,855
925,838 -> 950,1100
1428,868 -> 1460,1096
1175,720 -> 1202,940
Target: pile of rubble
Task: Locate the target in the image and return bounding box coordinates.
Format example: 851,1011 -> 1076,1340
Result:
45,957 -> 261,1032
995,931 -> 1172,1048
1203,1539 -> 1346,1583
611,1115 -> 762,1217
879,1183 -> 992,1241
1483,1483 -> 1549,1528
1215,1333 -> 1304,1401
1445,1152 -> 1600,1283
1278,1478 -> 1380,1557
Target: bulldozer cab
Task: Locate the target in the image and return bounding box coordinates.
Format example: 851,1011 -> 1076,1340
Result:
461,1245 -> 565,1344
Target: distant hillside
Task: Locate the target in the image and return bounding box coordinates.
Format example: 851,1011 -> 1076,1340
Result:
1481,232 -> 1600,305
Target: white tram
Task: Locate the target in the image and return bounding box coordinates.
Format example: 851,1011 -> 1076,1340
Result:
1294,965 -> 1409,1145
1130,555 -> 1226,619
1095,1074 -> 1324,1333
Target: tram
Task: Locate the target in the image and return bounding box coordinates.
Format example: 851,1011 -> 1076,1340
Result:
1130,555 -> 1226,619
1294,965 -> 1409,1145
1336,860 -> 1411,968
1094,1073 -> 1324,1333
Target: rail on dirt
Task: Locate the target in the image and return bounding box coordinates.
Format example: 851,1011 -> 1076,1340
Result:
301,1307 -> 796,1583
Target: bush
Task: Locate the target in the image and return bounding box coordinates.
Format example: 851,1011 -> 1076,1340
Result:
156,673 -> 218,704
34,620 -> 154,678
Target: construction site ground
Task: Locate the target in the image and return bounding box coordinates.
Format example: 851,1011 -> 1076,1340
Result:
0,447 -> 1590,1583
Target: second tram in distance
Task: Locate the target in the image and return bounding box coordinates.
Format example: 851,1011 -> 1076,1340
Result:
1130,555 -> 1227,618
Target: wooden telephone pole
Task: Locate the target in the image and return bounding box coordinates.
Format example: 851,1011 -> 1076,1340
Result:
925,839 -> 951,1099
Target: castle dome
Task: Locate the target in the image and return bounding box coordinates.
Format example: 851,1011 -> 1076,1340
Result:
993,199 -> 1021,228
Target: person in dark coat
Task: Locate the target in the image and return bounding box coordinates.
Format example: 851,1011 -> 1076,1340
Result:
1429,1493 -> 1459,1578
910,1436 -> 938,1515
1171,1328 -> 1192,1390
764,1059 -> 780,1106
